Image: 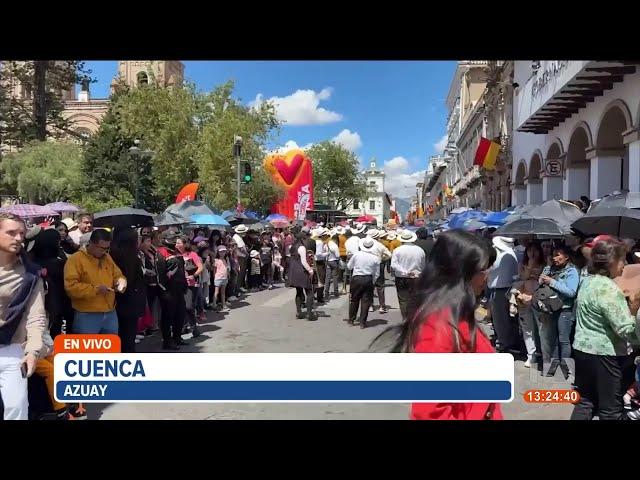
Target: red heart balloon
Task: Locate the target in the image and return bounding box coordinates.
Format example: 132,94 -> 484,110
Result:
273,154 -> 304,185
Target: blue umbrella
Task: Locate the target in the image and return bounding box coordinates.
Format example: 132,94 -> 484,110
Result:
190,214 -> 230,227
481,211 -> 510,227
221,210 -> 236,219
264,213 -> 289,222
448,210 -> 486,229
244,210 -> 262,220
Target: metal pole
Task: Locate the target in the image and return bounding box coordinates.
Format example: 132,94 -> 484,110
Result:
237,152 -> 241,211
234,136 -> 243,212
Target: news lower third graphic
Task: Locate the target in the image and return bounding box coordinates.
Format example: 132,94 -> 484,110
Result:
53,335 -> 514,403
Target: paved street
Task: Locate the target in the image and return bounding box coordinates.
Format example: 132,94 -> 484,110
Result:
88,277 -> 573,420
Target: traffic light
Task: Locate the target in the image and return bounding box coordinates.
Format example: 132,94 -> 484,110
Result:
241,162 -> 252,184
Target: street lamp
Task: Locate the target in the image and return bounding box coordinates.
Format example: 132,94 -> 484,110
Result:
129,139 -> 153,209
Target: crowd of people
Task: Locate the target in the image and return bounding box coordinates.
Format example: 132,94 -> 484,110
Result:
2,204 -> 640,421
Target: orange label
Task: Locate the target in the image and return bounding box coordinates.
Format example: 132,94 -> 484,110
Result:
54,334 -> 121,354
523,389 -> 580,404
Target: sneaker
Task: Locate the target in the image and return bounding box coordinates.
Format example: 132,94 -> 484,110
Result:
268,285 -> 273,290
135,334 -> 145,341
370,306 -> 376,312
524,358 -> 532,368
627,409 -> 640,420
379,307 -> 388,314
135,338 -> 141,344
67,403 -> 88,420
225,301 -> 233,308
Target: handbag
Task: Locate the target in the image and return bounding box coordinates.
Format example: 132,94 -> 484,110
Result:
532,284 -> 563,314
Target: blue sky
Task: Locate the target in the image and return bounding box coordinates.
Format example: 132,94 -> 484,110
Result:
85,60 -> 456,199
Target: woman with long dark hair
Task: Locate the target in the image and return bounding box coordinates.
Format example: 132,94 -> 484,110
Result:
111,228 -> 147,353
377,229 -> 500,420
514,242 -> 545,368
535,244 -> 579,378
175,236 -> 203,337
54,221 -> 78,258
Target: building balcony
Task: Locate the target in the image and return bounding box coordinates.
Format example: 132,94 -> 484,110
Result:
516,61 -> 640,134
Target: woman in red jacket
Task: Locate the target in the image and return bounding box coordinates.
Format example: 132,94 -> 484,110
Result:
384,229 -> 501,420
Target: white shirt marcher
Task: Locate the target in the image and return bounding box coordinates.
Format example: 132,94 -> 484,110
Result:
345,236 -> 361,258
371,240 -> 391,261
347,251 -> 381,284
391,244 -> 426,278
326,240 -> 340,262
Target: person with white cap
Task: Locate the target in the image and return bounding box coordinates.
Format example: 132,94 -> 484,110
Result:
233,225 -> 249,292
488,236 -> 519,353
365,228 -> 392,314
336,226 -> 349,291
344,225 -> 363,293
313,227 -> 329,305
391,229 -> 426,323
324,231 -> 341,299
346,237 -> 381,328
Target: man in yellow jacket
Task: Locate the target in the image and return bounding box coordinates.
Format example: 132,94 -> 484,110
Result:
64,229 -> 127,334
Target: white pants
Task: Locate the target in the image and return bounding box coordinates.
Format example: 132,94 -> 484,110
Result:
0,344 -> 28,420
518,306 -> 537,359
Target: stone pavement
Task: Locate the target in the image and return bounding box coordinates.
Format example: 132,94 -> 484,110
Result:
87,277 -> 573,420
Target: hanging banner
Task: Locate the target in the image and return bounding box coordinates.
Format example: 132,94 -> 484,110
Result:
263,149 -> 314,221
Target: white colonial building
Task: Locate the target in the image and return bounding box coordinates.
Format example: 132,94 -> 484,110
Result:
344,160 -> 392,226
512,60 -> 640,206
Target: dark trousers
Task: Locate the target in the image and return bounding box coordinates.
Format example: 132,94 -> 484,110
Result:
571,350 -> 627,420
146,285 -> 161,322
324,260 -> 340,297
316,260 -> 326,302
395,277 -> 419,322
373,263 -> 386,309
489,287 -> 517,351
226,269 -> 238,298
249,273 -> 262,289
117,312 -> 138,353
349,275 -> 374,325
160,291 -> 186,343
238,256 -> 248,289
185,286 -> 201,327
295,287 -> 314,315
261,262 -> 273,286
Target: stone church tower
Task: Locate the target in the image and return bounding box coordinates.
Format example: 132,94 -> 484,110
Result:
112,61 -> 185,92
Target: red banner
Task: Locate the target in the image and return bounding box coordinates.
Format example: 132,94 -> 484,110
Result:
176,182 -> 199,203
264,149 -> 314,221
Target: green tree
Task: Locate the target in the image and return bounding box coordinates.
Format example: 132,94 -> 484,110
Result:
241,165 -> 286,215
0,61 -> 94,148
111,78 -> 200,206
0,141 -> 83,204
306,141 -> 369,210
195,81 -> 281,210
81,106 -> 149,212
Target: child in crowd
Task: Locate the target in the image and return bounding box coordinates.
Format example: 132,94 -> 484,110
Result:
213,246 -> 230,311
249,250 -> 262,291
273,246 -> 284,283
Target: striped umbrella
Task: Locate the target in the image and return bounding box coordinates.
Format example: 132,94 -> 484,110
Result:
44,202 -> 81,213
0,204 -> 59,218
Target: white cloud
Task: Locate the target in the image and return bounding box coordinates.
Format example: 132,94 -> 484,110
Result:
332,129 -> 362,151
269,140 -> 314,155
383,156 -> 426,199
249,87 -> 343,126
434,134 -> 448,154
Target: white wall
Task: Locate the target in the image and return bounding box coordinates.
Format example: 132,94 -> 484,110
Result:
512,63 -> 640,199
